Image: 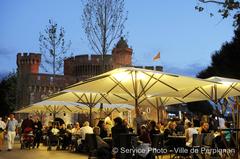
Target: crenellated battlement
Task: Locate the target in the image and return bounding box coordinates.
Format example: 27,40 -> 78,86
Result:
17,52 -> 41,66
64,54 -> 112,64
17,52 -> 42,74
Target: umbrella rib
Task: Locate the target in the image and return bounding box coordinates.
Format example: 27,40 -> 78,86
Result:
138,83 -> 151,104
72,92 -> 85,103
107,108 -> 118,116
64,105 -> 72,112
112,93 -> 129,101
138,96 -> 148,105
99,93 -> 112,104
198,87 -> 212,100
83,93 -> 91,107
138,75 -> 162,98
183,87 -> 200,98
146,98 -> 157,109
229,83 -> 240,95
163,97 -> 170,105
107,76 -> 130,95
45,105 -> 53,113
142,72 -> 179,91
56,106 -> 64,114
92,93 -> 99,104
173,97 -> 186,104
138,73 -> 156,98
220,83 -> 236,99
110,77 -> 135,99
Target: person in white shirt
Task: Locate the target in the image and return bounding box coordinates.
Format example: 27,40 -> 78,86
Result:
51,125 -> 59,136
80,121 -> 93,140
6,114 -> 18,151
185,122 -> 198,147
71,122 -> 81,136
0,117 -> 6,151
218,116 -> 226,129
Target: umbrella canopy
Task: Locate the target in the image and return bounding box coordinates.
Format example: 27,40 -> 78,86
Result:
176,76 -> 240,103
128,96 -> 208,122
16,101 -> 85,119
47,91 -> 132,124
59,67 -> 216,116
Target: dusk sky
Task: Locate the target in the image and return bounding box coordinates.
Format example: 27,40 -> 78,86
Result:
0,0 -> 235,77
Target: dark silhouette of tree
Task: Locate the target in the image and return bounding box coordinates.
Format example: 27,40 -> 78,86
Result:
0,72 -> 17,116
196,0 -> 240,27
39,19 -> 71,75
198,27 -> 240,79
186,101 -> 214,115
82,0 -> 127,72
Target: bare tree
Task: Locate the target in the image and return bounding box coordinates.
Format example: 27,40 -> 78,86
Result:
196,0 -> 240,27
82,0 -> 127,72
39,19 -> 71,75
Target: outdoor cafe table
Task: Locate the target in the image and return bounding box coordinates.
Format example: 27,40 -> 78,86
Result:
103,137 -> 112,147
168,135 -> 186,147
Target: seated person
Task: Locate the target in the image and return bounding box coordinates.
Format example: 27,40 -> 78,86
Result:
149,120 -> 160,143
185,122 -> 198,147
71,122 -> 81,150
93,126 -> 109,148
80,121 -> 93,140
97,120 -> 108,138
163,121 -> 177,147
93,126 -> 111,159
111,117 -> 129,148
198,121 -> 209,134
164,121 -> 177,138
47,124 -> 60,150
59,124 -> 70,150
223,122 -> 231,144
139,125 -> 151,144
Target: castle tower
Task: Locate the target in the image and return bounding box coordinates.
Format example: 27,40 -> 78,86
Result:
16,53 -> 41,107
112,37 -> 133,68
17,53 -> 41,76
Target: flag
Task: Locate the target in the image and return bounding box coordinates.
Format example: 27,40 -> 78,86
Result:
153,51 -> 160,61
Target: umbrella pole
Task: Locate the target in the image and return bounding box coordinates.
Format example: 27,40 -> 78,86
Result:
53,112 -> 56,122
89,107 -> 92,126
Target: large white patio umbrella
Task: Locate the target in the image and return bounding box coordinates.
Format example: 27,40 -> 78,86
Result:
49,67 -> 216,122
16,101 -> 86,120
47,91 -> 132,125
175,76 -> 240,104
134,96 -> 205,122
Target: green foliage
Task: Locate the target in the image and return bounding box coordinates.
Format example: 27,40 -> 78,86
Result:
39,19 -> 71,75
0,72 -> 17,116
196,0 -> 240,27
197,27 -> 240,79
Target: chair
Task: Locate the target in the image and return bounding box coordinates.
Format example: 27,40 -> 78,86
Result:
151,134 -> 164,159
47,134 -> 60,151
85,134 -> 98,159
117,133 -> 137,159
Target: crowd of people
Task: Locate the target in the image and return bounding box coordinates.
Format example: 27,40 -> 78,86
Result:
0,113 -> 237,159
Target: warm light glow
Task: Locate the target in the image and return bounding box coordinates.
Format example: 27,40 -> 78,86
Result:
221,81 -> 232,86
112,71 -> 146,81
137,72 -> 146,79
112,72 -> 131,81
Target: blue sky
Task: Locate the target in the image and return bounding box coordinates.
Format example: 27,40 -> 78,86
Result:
0,0 -> 235,77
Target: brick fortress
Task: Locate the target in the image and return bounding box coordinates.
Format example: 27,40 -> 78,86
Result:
16,37 -> 164,122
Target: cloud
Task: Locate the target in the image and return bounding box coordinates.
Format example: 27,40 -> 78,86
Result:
164,63 -> 207,77
0,47 -> 13,58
